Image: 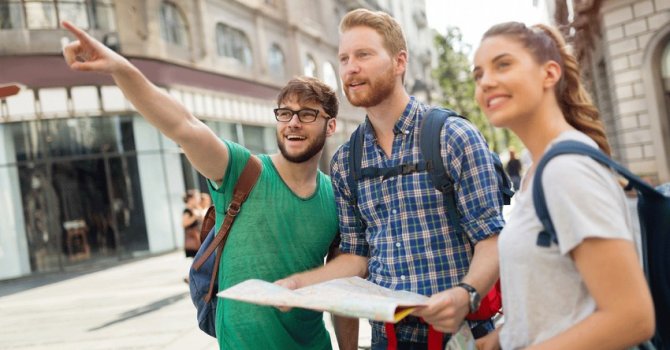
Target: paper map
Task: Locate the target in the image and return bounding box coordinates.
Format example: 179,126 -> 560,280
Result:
217,276 -> 429,323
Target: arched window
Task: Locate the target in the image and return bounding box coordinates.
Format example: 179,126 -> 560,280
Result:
160,2 -> 189,47
216,23 -> 253,67
322,62 -> 338,90
303,54 -> 317,77
268,43 -> 285,79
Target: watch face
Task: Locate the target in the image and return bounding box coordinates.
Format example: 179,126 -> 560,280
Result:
471,292 -> 481,311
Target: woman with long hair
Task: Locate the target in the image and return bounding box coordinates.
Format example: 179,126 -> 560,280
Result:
466,22 -> 655,349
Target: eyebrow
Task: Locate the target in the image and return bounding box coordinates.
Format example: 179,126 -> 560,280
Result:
472,53 -> 512,73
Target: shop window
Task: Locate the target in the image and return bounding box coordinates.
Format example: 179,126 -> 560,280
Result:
216,23 -> 253,67
160,1 -> 189,47
242,125 -> 266,154
268,43 -> 285,79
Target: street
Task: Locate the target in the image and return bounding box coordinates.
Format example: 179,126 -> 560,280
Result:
0,252 -> 371,349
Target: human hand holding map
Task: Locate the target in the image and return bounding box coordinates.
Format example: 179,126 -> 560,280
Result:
217,276 -> 429,323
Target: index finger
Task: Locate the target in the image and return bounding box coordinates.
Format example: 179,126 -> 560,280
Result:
61,20 -> 93,44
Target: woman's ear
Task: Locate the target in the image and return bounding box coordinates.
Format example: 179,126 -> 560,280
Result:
542,60 -> 562,89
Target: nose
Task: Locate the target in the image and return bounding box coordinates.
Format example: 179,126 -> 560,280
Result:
478,71 -> 496,91
340,60 -> 360,78
287,112 -> 303,127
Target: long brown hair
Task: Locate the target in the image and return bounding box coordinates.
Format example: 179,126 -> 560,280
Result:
482,22 -> 611,155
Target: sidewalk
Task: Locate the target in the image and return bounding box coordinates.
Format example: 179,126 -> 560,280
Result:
0,252 -> 371,349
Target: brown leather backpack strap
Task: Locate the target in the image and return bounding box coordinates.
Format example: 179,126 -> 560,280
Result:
200,206 -> 216,243
191,155 -> 262,302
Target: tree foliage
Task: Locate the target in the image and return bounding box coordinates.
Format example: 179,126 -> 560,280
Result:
432,27 -> 523,154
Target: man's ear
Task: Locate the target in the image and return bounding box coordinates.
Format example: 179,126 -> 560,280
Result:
543,60 -> 562,89
326,118 -> 337,137
394,50 -> 408,77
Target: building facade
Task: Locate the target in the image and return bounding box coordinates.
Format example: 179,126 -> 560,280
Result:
547,0 -> 670,184
0,0 -> 436,280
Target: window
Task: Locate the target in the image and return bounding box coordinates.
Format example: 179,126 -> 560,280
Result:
303,54 -> 317,77
0,1 -> 24,29
58,0 -> 89,28
216,23 -> 253,67
268,43 -> 285,79
323,62 -> 338,90
160,2 -> 189,47
87,0 -> 115,30
0,1 -> 115,30
25,0 -> 57,29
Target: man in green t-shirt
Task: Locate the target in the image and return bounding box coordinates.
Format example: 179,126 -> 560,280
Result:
61,21 -> 358,350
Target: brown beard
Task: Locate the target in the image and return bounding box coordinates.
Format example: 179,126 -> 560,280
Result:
344,65 -> 396,108
276,122 -> 327,164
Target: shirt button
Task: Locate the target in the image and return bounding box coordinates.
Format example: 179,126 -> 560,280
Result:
395,242 -> 401,248
392,209 -> 397,214
400,275 -> 406,280
403,130 -> 409,135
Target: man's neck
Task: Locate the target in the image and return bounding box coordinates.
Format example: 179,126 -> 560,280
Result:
365,88 -> 411,136
364,87 -> 411,156
270,153 -> 320,197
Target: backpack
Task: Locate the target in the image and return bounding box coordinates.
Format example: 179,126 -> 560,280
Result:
188,155 -> 261,337
532,140 -> 670,348
346,107 -> 514,320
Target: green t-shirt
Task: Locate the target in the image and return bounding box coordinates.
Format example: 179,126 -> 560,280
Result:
209,141 -> 338,350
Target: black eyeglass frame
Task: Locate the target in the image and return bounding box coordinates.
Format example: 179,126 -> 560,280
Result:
273,107 -> 331,123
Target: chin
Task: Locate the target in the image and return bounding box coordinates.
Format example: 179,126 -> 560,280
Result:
484,111 -> 511,129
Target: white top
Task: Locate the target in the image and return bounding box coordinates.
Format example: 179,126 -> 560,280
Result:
498,130 -> 635,349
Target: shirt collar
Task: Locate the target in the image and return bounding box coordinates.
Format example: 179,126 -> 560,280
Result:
363,96 -> 422,141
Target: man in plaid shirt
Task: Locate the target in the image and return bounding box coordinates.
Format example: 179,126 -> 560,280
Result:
277,9 -> 504,349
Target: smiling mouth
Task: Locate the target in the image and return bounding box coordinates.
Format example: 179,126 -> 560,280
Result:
286,135 -> 306,141
487,96 -> 509,108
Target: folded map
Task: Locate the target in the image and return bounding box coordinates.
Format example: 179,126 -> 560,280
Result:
217,276 -> 429,323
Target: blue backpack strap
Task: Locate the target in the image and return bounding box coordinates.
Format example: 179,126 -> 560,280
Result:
420,107 -> 463,232
532,140 -> 656,247
347,124 -> 366,230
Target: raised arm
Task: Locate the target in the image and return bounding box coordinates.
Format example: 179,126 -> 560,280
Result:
61,21 -> 229,182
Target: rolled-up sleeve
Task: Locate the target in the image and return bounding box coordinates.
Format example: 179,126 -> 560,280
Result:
443,118 -> 505,244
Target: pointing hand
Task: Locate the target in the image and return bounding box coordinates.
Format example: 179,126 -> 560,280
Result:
61,20 -> 128,74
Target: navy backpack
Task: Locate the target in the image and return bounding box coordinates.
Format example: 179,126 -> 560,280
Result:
533,140 -> 670,348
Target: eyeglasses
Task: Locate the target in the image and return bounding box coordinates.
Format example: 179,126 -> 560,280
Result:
273,107 -> 330,123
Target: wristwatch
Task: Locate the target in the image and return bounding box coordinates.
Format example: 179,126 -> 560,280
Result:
457,282 -> 481,313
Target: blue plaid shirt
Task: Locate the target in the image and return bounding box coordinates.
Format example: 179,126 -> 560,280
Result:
330,97 -> 505,343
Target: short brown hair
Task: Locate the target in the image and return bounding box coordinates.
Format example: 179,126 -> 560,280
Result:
276,76 -> 339,119
339,8 -> 407,57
